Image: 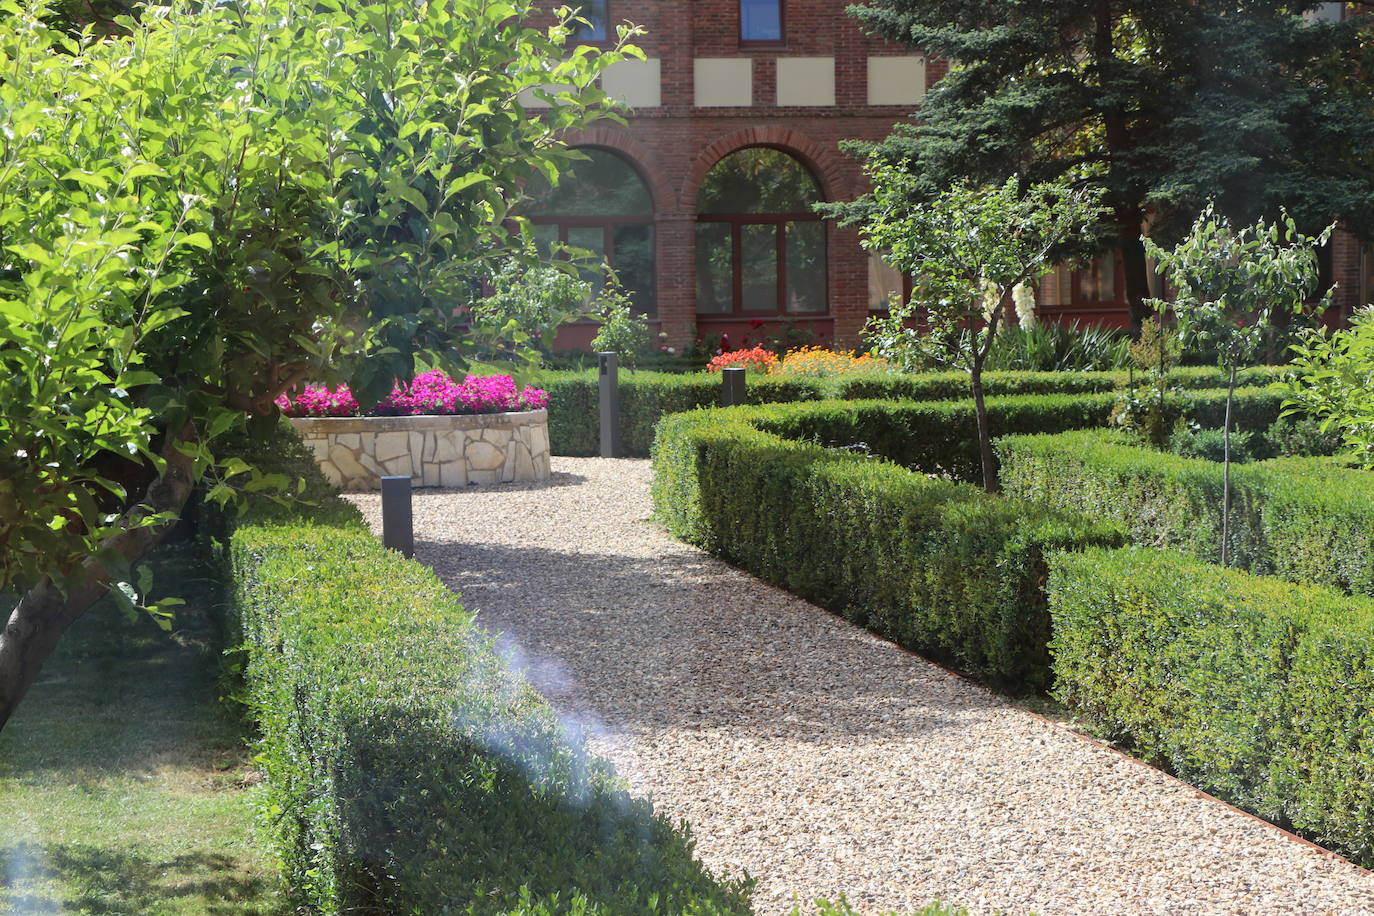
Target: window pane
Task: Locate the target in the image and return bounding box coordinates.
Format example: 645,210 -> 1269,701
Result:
786,221 -> 826,313
740,0 -> 781,42
571,0 -> 607,41
868,253 -> 904,310
527,148 -> 652,217
695,223 -> 733,314
531,223 -> 560,258
613,224 -> 656,317
697,148 -> 822,215
741,224 -> 779,311
568,226 -> 607,296
1080,253 -> 1116,302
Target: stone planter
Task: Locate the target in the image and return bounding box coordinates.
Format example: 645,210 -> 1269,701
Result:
290,409 -> 550,491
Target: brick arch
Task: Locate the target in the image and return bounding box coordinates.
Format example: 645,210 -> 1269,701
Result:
561,126 -> 665,213
679,127 -> 849,213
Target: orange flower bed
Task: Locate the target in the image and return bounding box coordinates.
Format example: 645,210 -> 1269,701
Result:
769,346 -> 891,377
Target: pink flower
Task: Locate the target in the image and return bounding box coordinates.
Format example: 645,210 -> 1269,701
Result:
277,372 -> 547,418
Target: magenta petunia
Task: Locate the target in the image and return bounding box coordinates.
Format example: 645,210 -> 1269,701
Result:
278,371 -> 548,418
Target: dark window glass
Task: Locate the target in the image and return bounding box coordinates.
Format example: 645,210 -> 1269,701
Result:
785,221 -> 826,313
571,0 -> 608,41
695,147 -> 827,316
698,147 -> 820,215
695,223 -> 733,314
527,147 -> 656,315
740,0 -> 781,42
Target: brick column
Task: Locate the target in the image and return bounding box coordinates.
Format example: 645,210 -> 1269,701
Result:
656,212 -> 697,346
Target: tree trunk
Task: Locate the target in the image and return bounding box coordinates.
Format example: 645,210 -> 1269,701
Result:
971,366 -> 999,494
1220,364 -> 1237,567
0,429 -> 197,731
1118,212 -> 1153,336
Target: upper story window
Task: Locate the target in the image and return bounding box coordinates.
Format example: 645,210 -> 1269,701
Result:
740,0 -> 783,44
571,0 -> 608,42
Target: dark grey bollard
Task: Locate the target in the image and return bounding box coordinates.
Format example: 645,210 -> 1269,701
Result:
721,366 -> 746,407
380,475 -> 414,559
598,351 -> 621,458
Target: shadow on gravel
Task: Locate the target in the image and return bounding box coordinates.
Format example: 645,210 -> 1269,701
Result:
414,539 -> 980,744
408,471 -> 590,498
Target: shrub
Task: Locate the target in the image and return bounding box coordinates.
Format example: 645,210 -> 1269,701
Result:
1168,425 -> 1255,464
1281,305 -> 1374,466
216,425 -> 751,914
652,401 -> 1122,688
536,366 -> 1285,458
997,429 -> 1374,594
1049,547 -> 1374,865
983,321 -> 1132,372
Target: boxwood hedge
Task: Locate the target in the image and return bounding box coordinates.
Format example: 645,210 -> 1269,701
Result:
997,429 -> 1374,594
538,366 -> 1285,458
651,398 -> 1125,689
218,427 -> 752,915
1049,547 -> 1374,866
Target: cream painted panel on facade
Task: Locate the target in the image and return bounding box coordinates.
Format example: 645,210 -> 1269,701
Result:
776,57 -> 836,107
518,83 -> 576,109
695,58 -> 753,107
603,58 -> 662,108
868,56 -> 926,106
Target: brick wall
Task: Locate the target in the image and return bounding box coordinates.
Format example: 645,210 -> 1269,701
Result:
532,0 -> 942,348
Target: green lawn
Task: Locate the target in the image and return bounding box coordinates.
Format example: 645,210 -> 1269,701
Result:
0,546 -> 282,916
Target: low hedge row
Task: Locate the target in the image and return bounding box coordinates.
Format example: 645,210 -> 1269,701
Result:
651,400 -> 1124,689
1049,547 -> 1374,866
997,429 -> 1374,595
219,427 -> 751,914
735,389 -> 1283,484
539,366 -> 1284,457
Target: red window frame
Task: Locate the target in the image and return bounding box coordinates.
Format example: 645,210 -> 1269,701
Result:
695,211 -> 825,316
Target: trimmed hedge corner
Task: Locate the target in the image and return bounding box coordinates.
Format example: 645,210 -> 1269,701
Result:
1049,547 -> 1374,866
651,400 -> 1124,689
997,429 -> 1374,594
217,425 -> 751,915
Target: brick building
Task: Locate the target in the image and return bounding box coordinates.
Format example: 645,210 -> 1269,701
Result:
526,1 -> 1368,351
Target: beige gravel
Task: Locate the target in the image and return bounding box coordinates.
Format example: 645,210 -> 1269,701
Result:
347,457 -> 1374,916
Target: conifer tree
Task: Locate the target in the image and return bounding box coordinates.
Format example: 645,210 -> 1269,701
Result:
839,0 -> 1374,330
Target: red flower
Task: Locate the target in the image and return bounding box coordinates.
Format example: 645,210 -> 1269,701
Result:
750,319 -> 765,329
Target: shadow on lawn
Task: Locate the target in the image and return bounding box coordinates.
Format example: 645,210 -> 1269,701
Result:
0,843 -> 281,916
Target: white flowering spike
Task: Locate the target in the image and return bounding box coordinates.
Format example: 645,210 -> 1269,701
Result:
1013,282 -> 1037,329
981,279 -> 1001,322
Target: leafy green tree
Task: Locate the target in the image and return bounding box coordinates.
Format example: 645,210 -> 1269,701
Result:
1145,204 -> 1331,564
858,175 -> 1105,492
0,0 -> 638,729
1282,306 -> 1374,468
841,0 -> 1374,330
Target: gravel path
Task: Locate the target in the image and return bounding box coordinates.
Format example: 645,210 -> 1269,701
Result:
347,458 -> 1374,916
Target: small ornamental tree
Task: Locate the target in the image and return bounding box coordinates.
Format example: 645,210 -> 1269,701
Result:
0,0 -> 639,729
1144,205 -> 1331,564
856,174 -> 1105,492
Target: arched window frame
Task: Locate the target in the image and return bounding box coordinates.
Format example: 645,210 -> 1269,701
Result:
695,146 -> 828,317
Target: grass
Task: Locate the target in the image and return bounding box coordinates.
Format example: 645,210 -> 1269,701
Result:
0,544 -> 283,916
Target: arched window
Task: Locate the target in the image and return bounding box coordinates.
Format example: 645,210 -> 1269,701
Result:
695,148 -> 827,315
526,148 -> 656,315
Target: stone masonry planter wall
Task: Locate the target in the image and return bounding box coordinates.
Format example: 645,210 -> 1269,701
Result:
290,409 -> 550,491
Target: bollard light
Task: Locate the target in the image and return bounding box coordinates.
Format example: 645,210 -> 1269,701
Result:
598,351 -> 622,458
721,366 -> 746,407
380,475 -> 414,559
